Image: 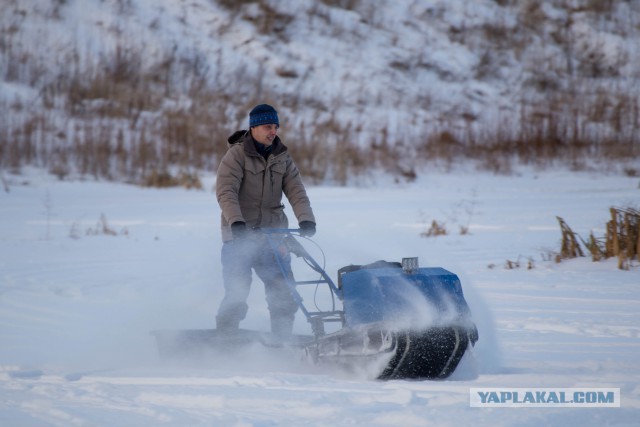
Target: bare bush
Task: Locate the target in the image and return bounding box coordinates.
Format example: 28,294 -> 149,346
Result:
142,169 -> 202,190
0,0 -> 638,186
320,0 -> 360,10
86,213 -> 128,237
421,220 -> 448,238
557,207 -> 639,270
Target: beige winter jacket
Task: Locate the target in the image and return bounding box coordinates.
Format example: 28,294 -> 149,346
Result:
216,131 -> 316,242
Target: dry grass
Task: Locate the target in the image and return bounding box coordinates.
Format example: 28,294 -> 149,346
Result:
142,169 -> 202,190
421,220 -> 448,238
557,207 -> 639,270
605,207 -> 640,270
0,1 -> 638,186
85,213 -> 129,237
556,216 -> 585,260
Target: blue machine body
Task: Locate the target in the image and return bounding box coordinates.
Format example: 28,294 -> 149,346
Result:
340,266 -> 472,328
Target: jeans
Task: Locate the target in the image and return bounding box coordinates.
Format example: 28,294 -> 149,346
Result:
216,237 -> 298,337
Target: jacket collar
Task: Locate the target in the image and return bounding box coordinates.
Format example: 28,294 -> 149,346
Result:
238,131 -> 287,158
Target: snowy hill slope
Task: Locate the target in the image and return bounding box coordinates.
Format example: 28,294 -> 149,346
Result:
1,0 -> 639,182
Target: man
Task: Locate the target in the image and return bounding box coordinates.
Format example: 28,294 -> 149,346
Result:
215,103 -> 316,341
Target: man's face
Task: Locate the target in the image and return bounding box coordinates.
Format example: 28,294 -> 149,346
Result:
251,124 -> 279,146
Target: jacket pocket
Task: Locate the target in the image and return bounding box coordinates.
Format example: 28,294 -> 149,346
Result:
269,161 -> 286,190
269,203 -> 288,228
245,160 -> 265,175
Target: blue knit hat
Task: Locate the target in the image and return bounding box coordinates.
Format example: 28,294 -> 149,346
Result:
249,104 -> 279,128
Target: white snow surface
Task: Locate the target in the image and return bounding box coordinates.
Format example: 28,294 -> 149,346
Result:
1,169 -> 639,426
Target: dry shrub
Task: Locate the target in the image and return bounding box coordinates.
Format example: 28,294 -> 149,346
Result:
505,256 -> 535,270
585,231 -> 605,262
251,3 -> 294,37
557,207 -> 639,270
86,213 -> 128,237
518,1 -> 546,31
289,116 -> 374,185
605,207 -> 640,270
219,0 -> 294,38
421,220 -> 447,238
0,40 -> 239,184
142,169 -> 202,190
320,0 -> 360,10
416,130 -> 463,167
556,216 -> 585,260
580,0 -> 616,14
290,131 -> 328,184
1,1 -> 638,186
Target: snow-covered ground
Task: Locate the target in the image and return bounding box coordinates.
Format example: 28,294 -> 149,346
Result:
1,169 -> 639,426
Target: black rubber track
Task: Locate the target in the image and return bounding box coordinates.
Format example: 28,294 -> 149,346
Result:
378,326 -> 470,380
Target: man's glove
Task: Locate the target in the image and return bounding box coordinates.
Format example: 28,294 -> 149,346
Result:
299,221 -> 316,237
231,221 -> 249,240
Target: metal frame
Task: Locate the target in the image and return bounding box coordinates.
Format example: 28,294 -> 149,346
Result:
262,228 -> 344,337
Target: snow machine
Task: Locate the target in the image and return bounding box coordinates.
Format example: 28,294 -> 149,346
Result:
152,229 -> 478,380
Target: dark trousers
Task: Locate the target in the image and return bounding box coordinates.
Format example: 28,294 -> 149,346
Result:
216,238 -> 298,337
